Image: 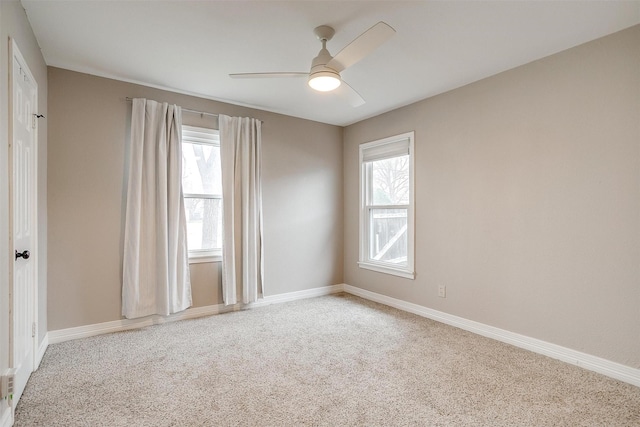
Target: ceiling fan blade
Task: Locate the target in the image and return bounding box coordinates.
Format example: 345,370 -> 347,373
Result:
337,81 -> 365,107
327,22 -> 396,73
229,72 -> 308,79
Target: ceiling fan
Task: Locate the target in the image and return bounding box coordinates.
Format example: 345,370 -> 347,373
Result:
229,22 -> 396,107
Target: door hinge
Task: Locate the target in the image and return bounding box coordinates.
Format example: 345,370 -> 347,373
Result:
32,322 -> 36,338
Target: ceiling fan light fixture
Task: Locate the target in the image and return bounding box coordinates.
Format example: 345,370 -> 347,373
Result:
308,71 -> 341,92
230,22 -> 396,105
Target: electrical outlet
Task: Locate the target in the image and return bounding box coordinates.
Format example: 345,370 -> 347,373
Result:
438,285 -> 446,298
1,368 -> 17,400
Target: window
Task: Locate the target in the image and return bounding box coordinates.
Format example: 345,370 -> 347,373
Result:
182,125 -> 222,261
359,132 -> 414,279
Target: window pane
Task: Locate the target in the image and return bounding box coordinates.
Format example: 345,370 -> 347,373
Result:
371,155 -> 409,205
184,197 -> 222,251
182,142 -> 221,195
369,208 -> 407,266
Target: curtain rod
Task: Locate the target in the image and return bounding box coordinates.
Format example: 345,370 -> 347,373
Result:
125,97 -> 218,118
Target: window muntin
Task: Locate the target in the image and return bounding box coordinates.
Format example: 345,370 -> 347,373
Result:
359,132 -> 414,279
182,125 -> 222,260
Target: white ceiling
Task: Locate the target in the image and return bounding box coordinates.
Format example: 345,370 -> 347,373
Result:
21,1 -> 640,126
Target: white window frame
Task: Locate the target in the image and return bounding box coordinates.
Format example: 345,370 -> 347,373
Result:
182,125 -> 222,263
358,131 -> 415,279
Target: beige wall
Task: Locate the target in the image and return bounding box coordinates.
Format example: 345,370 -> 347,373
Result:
344,25 -> 640,368
47,68 -> 343,330
0,0 -> 48,378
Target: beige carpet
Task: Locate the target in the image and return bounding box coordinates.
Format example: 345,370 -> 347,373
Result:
15,294 -> 640,426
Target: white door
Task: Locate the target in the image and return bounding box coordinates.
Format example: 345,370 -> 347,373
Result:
9,39 -> 38,410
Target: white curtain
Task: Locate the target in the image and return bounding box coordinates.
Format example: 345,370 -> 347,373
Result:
219,114 -> 263,305
122,98 -> 192,319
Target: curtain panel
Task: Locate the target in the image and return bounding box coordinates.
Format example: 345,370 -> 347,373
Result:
122,98 -> 192,319
219,114 -> 263,305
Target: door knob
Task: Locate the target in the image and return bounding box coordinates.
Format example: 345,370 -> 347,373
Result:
15,250 -> 30,260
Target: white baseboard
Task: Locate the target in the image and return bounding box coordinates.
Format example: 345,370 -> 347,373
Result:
343,284 -> 640,388
48,305 -> 227,344
255,284 -> 344,306
48,284 -> 344,345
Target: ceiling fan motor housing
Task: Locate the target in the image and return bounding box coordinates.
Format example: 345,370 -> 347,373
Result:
308,44 -> 341,91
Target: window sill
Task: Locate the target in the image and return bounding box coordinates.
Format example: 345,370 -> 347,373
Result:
358,261 -> 415,279
188,254 -> 222,264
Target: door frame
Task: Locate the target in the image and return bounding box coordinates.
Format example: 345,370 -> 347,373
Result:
8,36 -> 39,410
